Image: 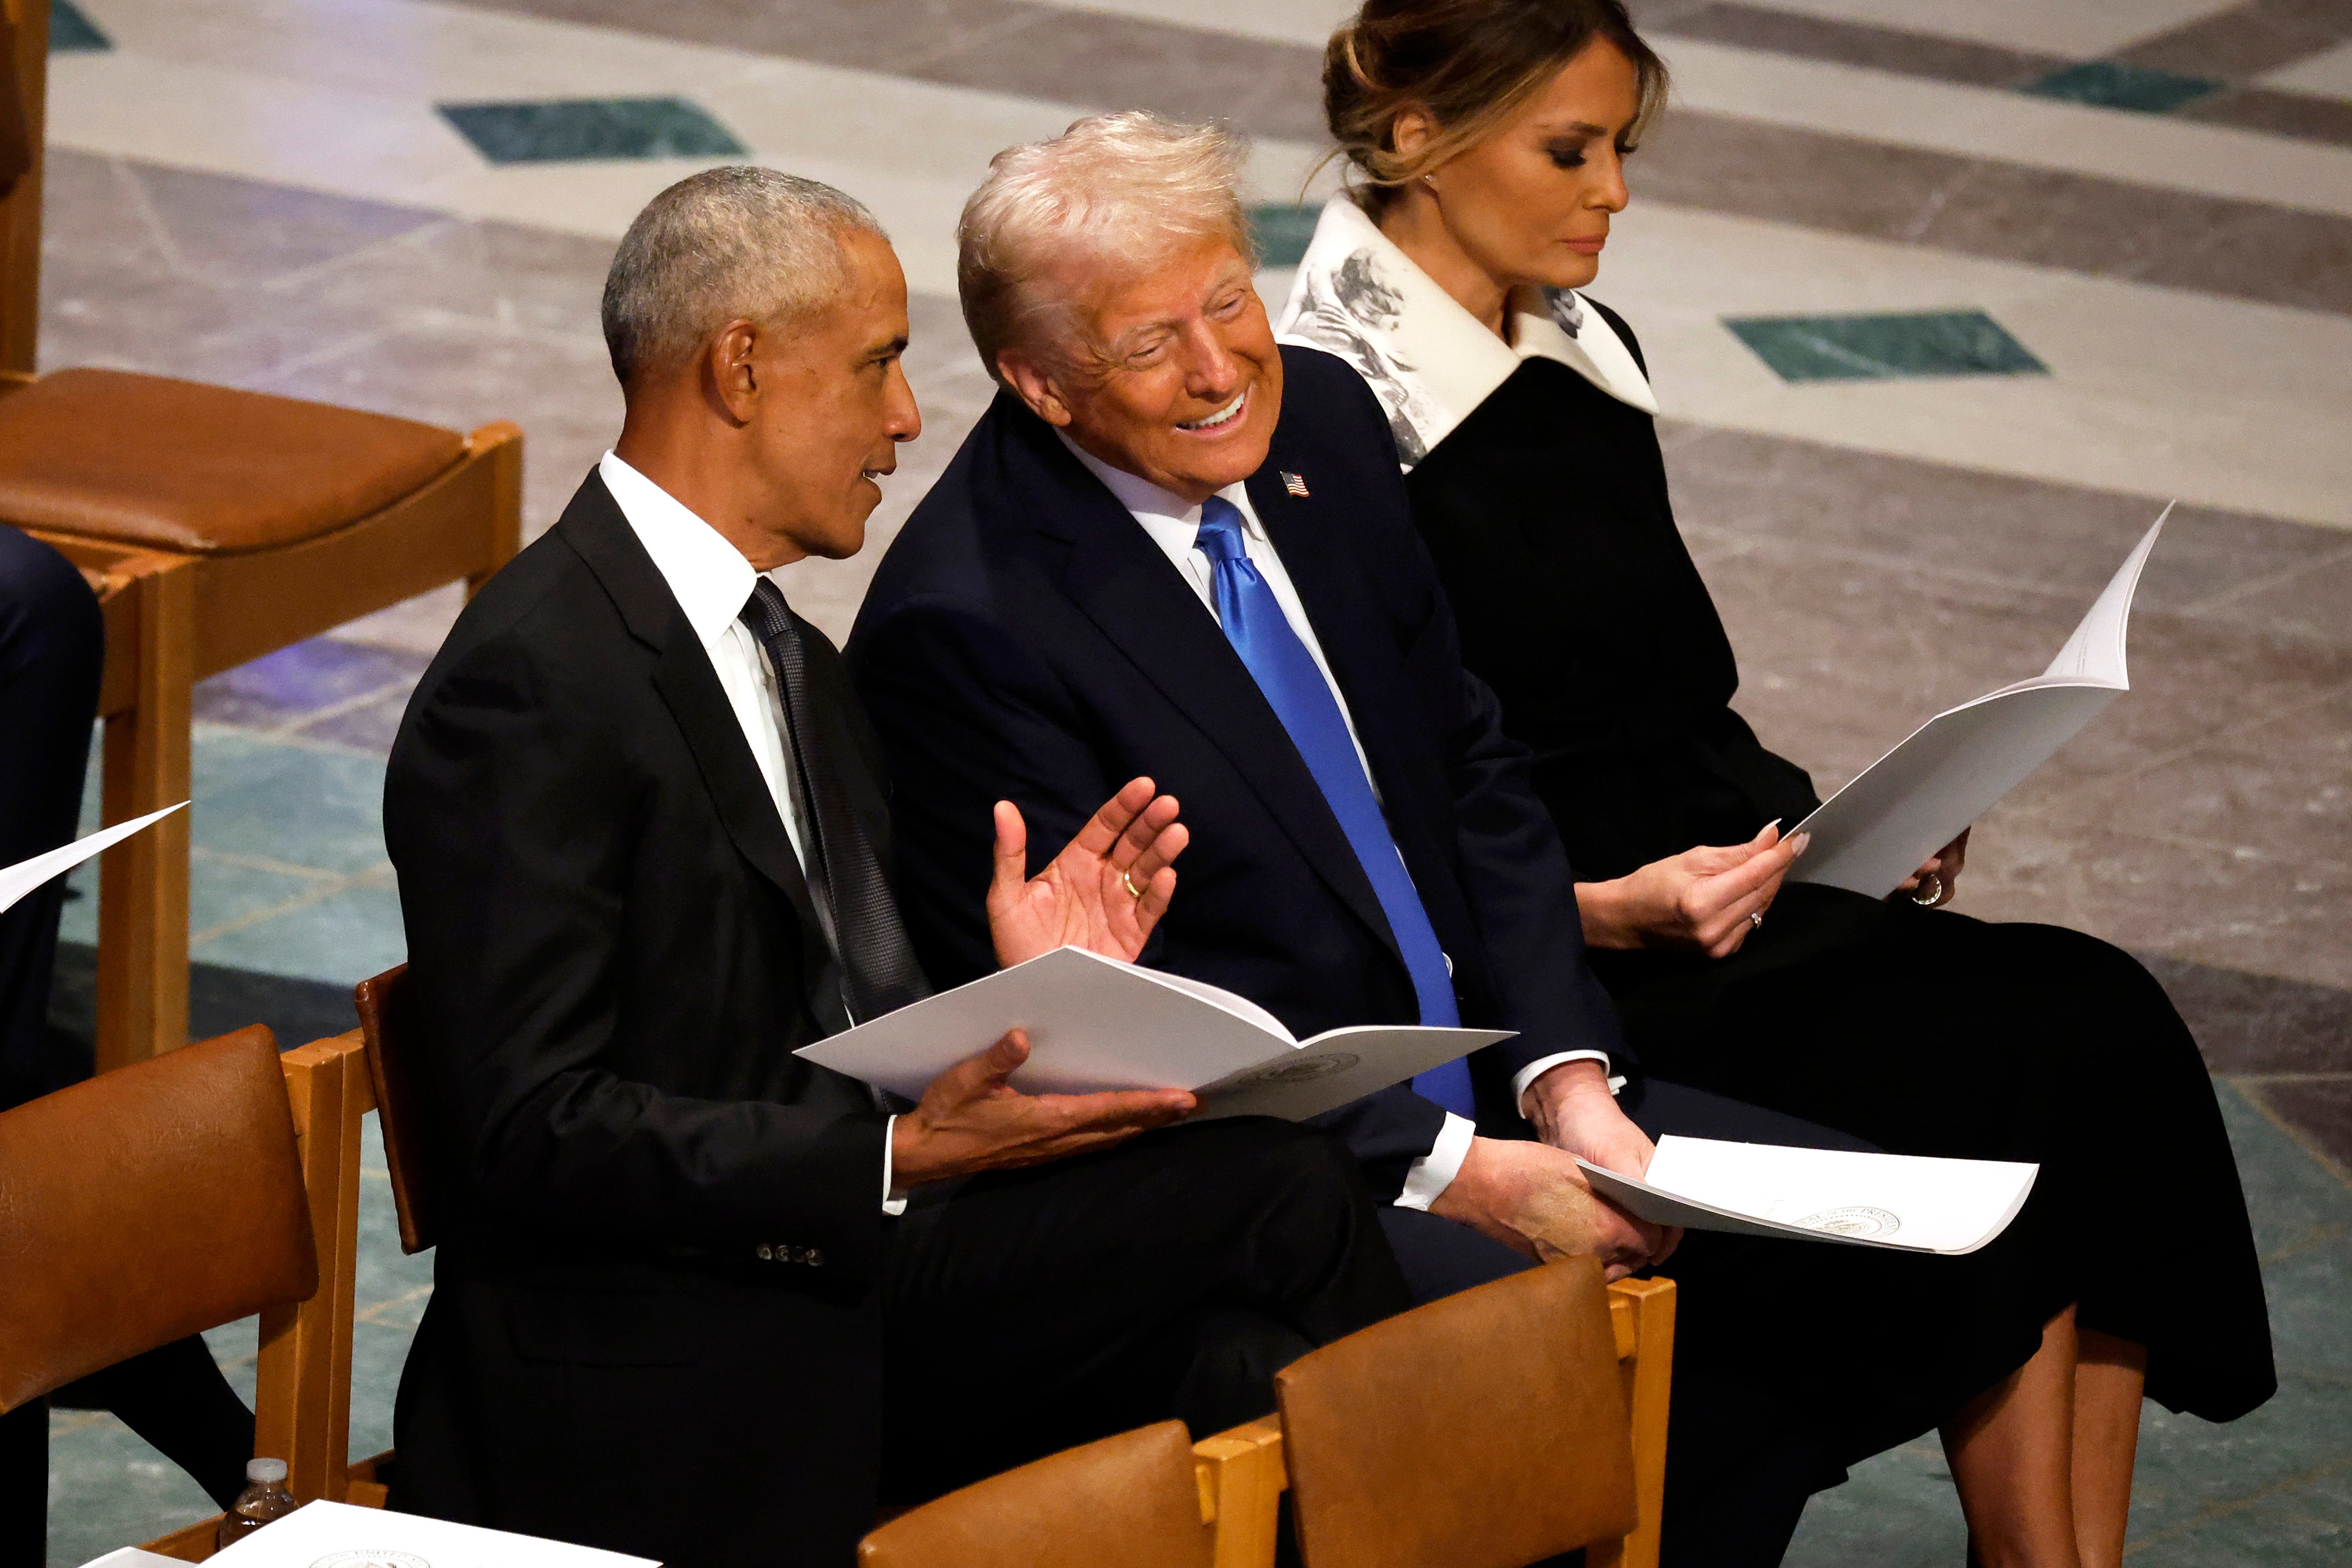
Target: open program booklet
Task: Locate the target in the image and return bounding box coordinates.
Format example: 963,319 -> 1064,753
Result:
0,802 -> 186,917
1578,1137 -> 2038,1255
204,1500 -> 655,1568
1791,507 -> 2171,898
795,945 -> 1511,1121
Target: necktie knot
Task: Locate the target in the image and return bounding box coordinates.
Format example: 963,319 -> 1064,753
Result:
739,576 -> 793,644
1194,496 -> 1248,564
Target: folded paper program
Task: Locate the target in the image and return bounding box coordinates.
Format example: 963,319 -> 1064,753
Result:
1578,1136 -> 2039,1256
795,944 -> 1512,1121
0,802 -> 187,917
1791,507 -> 2170,897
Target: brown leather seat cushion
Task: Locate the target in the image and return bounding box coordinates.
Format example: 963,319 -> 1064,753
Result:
0,368 -> 466,553
857,1422 -> 1210,1568
0,1027 -> 318,1413
1274,1256 -> 1638,1568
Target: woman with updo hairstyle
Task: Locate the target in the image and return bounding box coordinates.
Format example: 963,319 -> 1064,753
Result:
1280,2 -> 2273,1564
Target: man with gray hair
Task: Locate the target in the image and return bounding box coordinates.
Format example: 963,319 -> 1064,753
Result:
384,165 -> 1410,1567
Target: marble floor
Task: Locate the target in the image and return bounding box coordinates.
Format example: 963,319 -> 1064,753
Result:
21,0 -> 2352,1562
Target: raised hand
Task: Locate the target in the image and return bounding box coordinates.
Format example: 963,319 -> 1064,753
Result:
890,1029 -> 1197,1189
1577,821 -> 1807,958
987,777 -> 1190,968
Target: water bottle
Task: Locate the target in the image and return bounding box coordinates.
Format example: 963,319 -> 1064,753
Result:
215,1457 -> 297,1550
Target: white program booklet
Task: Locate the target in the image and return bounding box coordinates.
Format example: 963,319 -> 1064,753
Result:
1790,507 -> 2170,897
795,945 -> 1512,1122
1577,1136 -> 2038,1255
0,802 -> 186,917
207,1501 -> 657,1568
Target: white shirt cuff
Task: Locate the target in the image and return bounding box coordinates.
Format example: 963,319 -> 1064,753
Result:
1510,1051 -> 1615,1115
1394,1113 -> 1478,1211
882,1115 -> 908,1217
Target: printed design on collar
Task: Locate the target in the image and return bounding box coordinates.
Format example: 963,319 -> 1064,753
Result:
1274,196 -> 1658,470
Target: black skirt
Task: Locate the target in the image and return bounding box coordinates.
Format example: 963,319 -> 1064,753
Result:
1595,882 -> 2276,1438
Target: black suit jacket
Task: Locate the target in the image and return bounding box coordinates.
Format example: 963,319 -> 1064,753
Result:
848,346 -> 1630,1201
383,473 -> 893,1567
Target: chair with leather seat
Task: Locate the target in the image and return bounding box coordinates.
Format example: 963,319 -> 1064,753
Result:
1274,1256 -> 1642,1568
857,1421 -> 1211,1568
0,1025 -> 393,1559
0,2 -> 522,1074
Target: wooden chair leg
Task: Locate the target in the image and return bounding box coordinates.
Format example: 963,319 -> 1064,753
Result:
1610,1278 -> 1676,1568
0,0 -> 48,379
96,557 -> 195,1071
1194,1417 -> 1284,1568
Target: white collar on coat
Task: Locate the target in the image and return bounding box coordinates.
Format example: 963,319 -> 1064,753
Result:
1273,195 -> 1658,469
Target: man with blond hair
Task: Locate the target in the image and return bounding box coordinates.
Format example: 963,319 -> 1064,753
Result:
848,115 -> 1943,1563
384,164 -> 1409,1567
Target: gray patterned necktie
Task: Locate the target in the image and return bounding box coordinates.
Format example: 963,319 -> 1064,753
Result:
738,578 -> 928,1026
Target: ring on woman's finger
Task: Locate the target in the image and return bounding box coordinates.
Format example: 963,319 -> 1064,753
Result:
1748,911 -> 1763,929
1911,870 -> 1943,908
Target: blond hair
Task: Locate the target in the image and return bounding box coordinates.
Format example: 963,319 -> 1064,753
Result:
959,113 -> 1253,380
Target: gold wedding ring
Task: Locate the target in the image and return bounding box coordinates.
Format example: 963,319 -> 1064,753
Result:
1120,870 -> 1143,899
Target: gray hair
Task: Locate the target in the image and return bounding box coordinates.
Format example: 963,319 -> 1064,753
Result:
958,113 -> 1254,381
601,166 -> 888,386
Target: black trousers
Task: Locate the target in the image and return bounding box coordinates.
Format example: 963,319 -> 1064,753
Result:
879,1115 -> 1412,1502
0,528 -> 254,1568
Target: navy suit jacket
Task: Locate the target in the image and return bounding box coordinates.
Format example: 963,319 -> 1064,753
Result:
847,345 -> 1630,1200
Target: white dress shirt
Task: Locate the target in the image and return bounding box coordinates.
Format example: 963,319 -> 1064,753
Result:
1059,437 -> 1482,1208
599,451 -> 906,1214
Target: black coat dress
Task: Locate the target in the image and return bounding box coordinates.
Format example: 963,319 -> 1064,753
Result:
1400,300 -> 2275,1426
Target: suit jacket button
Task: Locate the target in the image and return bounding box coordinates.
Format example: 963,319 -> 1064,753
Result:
755,1244 -> 774,1261
806,1248 -> 826,1268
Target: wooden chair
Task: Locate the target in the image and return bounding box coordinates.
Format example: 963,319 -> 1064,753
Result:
0,1 -> 522,1075
859,1422 -> 1210,1568
1,0 -> 44,373
1192,1264 -> 1676,1568
353,964 -> 435,1256
0,1026 -> 389,1559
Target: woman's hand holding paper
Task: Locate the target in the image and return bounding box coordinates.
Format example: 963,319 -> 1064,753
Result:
986,776 -> 1190,968
1576,821 -> 1805,957
1893,827 -> 1970,908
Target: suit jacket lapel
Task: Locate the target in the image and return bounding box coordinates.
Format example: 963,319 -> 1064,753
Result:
1004,411 -> 1404,967
555,474 -> 834,968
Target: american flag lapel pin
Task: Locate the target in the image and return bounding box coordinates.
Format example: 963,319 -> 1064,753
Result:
1280,470 -> 1310,498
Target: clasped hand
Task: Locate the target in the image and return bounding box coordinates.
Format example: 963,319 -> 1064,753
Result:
892,779 -> 1197,1190
1432,1059 -> 1680,1281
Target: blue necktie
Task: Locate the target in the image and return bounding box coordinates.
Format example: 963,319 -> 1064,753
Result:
1195,497 -> 1477,1119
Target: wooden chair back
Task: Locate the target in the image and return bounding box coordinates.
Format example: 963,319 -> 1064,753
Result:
1277,1257 -> 1638,1568
0,1027 -> 316,1413
0,0 -> 45,375
352,964 -> 435,1254
859,1422 -> 1211,1568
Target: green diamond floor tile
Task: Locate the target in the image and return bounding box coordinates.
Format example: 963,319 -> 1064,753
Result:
437,97 -> 747,165
1725,310 -> 2049,382
190,878 -> 405,989
2020,61 -> 2223,116
48,0 -> 108,52
1247,204 -> 1319,270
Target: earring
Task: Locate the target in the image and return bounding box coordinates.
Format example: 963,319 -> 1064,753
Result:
1421,173 -> 1439,195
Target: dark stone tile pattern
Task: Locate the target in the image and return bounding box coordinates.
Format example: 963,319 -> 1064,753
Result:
1724,309 -> 2048,382
1659,2 -> 2067,88
2114,0 -> 2352,82
2020,60 -> 2225,115
1247,203 -> 1319,268
1631,111 -> 2352,318
437,97 -> 749,164
47,0 -> 107,52
437,0 -> 2352,315
48,941 -> 360,1052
